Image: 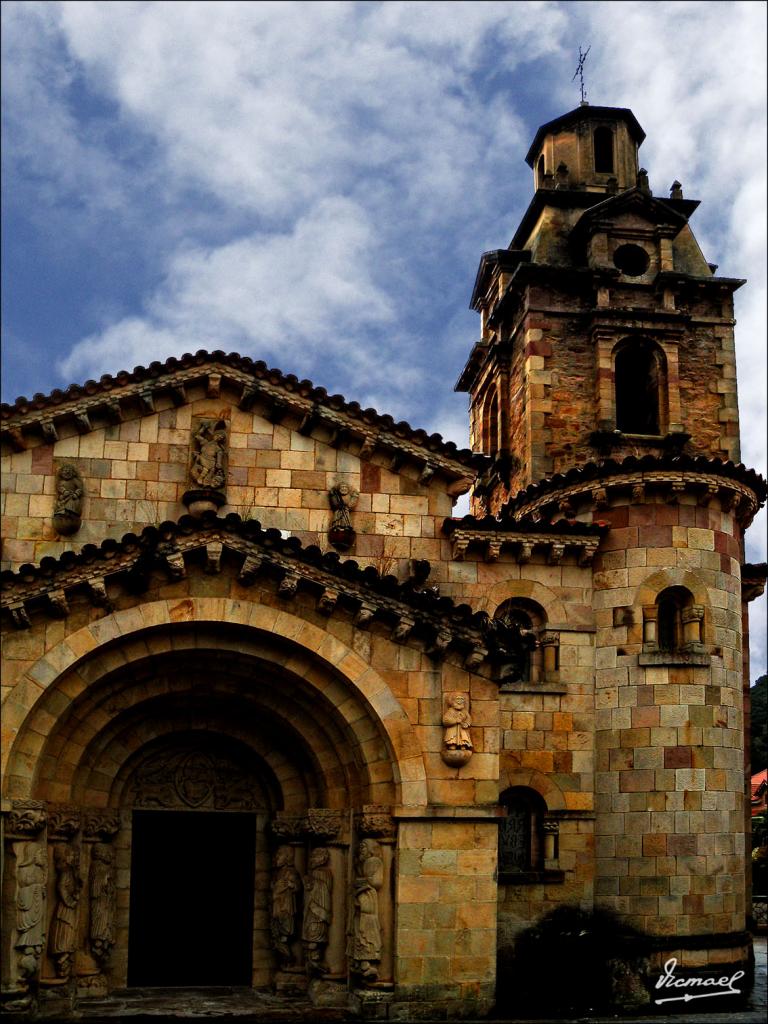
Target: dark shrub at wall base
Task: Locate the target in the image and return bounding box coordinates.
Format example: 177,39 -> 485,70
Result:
497,907 -> 649,1016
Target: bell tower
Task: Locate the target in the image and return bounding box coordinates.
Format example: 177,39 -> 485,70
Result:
458,103 -> 766,999
457,104 -> 745,517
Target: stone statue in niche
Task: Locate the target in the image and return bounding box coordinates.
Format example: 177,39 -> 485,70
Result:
350,838 -> 383,983
328,481 -> 359,550
302,847 -> 333,976
441,692 -> 474,767
53,463 -> 84,535
89,844 -> 115,968
190,419 -> 228,490
270,845 -> 301,967
15,841 -> 47,986
50,844 -> 83,979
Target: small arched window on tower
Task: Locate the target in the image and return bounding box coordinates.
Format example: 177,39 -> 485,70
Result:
594,126 -> 614,174
494,598 -> 558,685
537,154 -> 546,188
614,340 -> 667,435
498,787 -> 562,883
643,586 -> 704,653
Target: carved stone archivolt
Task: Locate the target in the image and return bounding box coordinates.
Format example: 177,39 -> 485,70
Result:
53,463 -> 84,536
441,692 -> 474,767
129,748 -> 264,810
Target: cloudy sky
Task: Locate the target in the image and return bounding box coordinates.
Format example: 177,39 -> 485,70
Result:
2,1 -> 766,673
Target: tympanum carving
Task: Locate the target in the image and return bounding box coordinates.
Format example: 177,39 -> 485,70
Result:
270,845 -> 301,968
53,463 -> 84,535
350,838 -> 383,983
89,844 -> 115,968
130,748 -> 262,810
441,692 -> 473,767
302,848 -> 333,976
15,841 -> 47,986
50,844 -> 82,979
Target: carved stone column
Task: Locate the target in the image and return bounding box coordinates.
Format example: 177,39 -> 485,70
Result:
1,801 -> 47,1011
75,812 -> 119,998
682,605 -> 705,648
351,806 -> 395,990
269,815 -> 306,995
41,807 -> 82,988
642,605 -> 658,649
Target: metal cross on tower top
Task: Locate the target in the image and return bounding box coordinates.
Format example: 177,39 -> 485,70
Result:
572,45 -> 591,104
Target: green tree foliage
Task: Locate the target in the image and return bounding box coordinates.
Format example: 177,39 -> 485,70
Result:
752,674 -> 767,772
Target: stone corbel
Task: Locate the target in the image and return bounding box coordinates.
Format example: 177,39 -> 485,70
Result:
237,553 -> 263,585
699,481 -> 720,507
206,373 -> 222,399
665,480 -> 685,504
41,419 -> 58,444
354,601 -> 378,629
547,543 -> 565,566
451,535 -> 470,561
427,628 -> 453,660
317,588 -> 339,615
73,411 -> 91,434
205,541 -> 223,574
392,615 -> 415,644
9,603 -> 31,630
358,436 -> 377,461
138,390 -> 155,414
277,572 -> 299,599
88,577 -> 112,610
517,541 -> 533,564
418,463 -> 435,486
485,538 -> 502,562
464,645 -> 488,671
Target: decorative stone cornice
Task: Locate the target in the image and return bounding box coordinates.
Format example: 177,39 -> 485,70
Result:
0,350 -> 487,486
741,563 -> 767,604
442,516 -> 605,565
497,454 -> 766,526
0,514 -> 532,679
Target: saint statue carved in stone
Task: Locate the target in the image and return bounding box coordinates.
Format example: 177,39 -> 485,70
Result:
270,845 -> 301,968
441,692 -> 474,767
89,844 -> 115,968
350,838 -> 383,983
15,841 -> 47,984
302,847 -> 333,975
328,481 -> 359,550
50,844 -> 82,978
53,463 -> 84,535
189,419 -> 227,490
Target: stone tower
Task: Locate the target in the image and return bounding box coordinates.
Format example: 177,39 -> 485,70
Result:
458,103 -> 766,991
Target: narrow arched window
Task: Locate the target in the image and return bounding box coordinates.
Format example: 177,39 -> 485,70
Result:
498,787 -> 546,875
483,389 -> 500,456
594,127 -> 614,173
494,598 -> 550,684
657,586 -> 693,651
537,154 -> 545,188
614,341 -> 666,435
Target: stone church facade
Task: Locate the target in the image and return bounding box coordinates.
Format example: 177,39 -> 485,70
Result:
1,104 -> 765,1018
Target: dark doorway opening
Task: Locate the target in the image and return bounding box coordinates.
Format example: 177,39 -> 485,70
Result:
128,810 -> 256,987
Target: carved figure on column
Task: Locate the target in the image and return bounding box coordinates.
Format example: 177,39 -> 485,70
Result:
53,463 -> 84,535
302,847 -> 333,976
89,844 -> 115,968
441,692 -> 474,767
190,419 -> 227,489
270,845 -> 301,967
350,838 -> 383,983
15,841 -> 47,986
328,481 -> 359,550
50,844 -> 83,979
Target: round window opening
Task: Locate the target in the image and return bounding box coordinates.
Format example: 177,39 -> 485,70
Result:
613,244 -> 650,276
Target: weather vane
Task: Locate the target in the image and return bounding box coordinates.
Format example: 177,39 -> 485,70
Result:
572,45 -> 591,104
